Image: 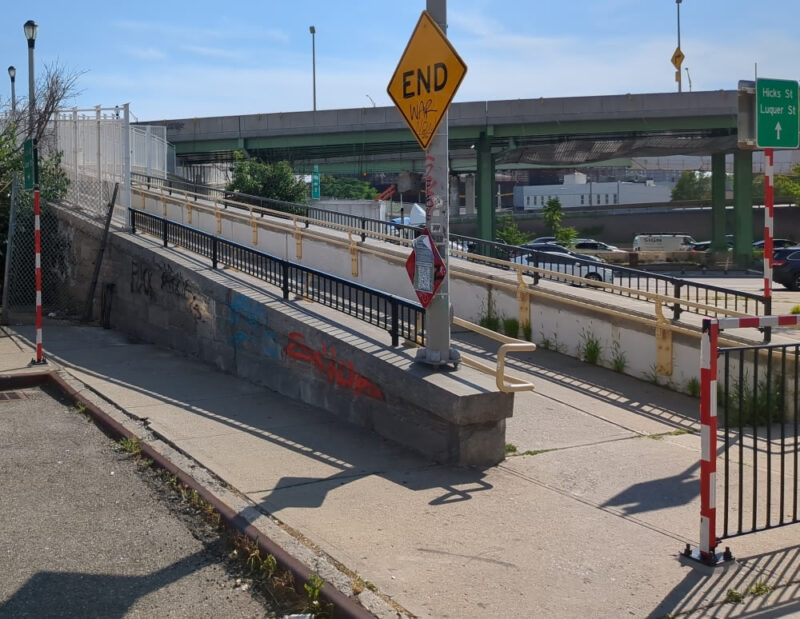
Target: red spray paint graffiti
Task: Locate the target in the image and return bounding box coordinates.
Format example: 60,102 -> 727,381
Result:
286,333 -> 384,401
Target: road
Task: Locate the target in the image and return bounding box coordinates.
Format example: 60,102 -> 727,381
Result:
684,275 -> 800,315
0,385 -> 280,618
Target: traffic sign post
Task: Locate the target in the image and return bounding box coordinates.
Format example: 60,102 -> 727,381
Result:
388,0 -> 464,368
756,78 -> 799,149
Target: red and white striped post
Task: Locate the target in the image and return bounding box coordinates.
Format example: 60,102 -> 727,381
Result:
32,187 -> 44,364
698,318 -> 718,562
763,148 -> 774,306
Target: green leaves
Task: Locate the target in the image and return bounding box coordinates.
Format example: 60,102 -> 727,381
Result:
226,152 -> 308,204
320,174 -> 378,199
670,170 -> 711,201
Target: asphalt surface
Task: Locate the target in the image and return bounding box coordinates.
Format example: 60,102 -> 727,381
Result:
0,384 -> 277,618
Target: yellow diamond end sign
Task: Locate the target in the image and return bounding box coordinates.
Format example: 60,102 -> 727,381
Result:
387,10 -> 467,151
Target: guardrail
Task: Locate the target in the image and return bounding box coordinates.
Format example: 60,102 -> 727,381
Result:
129,208 -> 425,347
132,172 -> 422,243
446,234 -> 768,322
131,173 -> 768,325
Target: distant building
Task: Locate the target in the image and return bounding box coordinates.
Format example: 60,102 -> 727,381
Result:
513,171 -> 672,210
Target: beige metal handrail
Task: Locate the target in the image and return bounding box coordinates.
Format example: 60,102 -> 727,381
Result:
452,316 -> 536,393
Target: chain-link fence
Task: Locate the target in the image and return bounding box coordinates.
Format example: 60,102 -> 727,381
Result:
2,105 -> 169,324
2,174 -> 79,323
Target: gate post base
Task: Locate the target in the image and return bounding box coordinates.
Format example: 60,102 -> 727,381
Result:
680,543 -> 734,568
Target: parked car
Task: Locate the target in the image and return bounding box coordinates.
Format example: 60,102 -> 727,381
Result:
753,239 -> 796,249
772,247 -> 800,290
632,233 -> 695,252
530,236 -> 558,244
517,242 -> 603,263
573,239 -> 627,254
689,241 -> 712,252
512,246 -> 614,285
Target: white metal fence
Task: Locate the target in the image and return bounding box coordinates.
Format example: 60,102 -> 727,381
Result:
53,104 -> 169,222
2,104 -> 171,324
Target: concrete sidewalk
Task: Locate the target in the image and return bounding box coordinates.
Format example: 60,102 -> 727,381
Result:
2,323 -> 800,618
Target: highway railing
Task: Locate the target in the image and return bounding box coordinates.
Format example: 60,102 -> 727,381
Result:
129,207 -> 425,347
448,234 -> 768,322
131,173 -> 768,323
132,172 -> 422,242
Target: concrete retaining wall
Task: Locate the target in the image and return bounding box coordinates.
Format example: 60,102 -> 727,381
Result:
53,207 -> 513,466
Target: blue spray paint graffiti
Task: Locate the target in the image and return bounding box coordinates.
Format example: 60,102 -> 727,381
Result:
228,293 -> 280,359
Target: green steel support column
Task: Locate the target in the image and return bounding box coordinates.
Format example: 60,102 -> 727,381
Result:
710,153 -> 727,251
475,131 -> 495,242
733,150 -> 753,267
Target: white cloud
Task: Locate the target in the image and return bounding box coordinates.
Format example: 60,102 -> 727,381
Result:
179,45 -> 244,61
122,46 -> 166,61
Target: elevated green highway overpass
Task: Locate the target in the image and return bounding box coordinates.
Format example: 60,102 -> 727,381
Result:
150,89 -> 760,262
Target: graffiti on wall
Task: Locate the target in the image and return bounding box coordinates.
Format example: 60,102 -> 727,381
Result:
130,260 -> 155,299
286,332 -> 383,400
228,293 -> 280,359
156,261 -> 209,322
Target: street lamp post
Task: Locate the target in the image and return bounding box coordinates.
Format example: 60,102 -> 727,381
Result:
676,0 -> 682,93
7,66 -> 16,116
24,19 -> 44,365
309,25 -> 316,111
24,19 -> 37,137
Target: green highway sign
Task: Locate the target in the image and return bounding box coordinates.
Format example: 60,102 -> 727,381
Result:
756,78 -> 799,149
311,164 -> 320,200
23,138 -> 36,190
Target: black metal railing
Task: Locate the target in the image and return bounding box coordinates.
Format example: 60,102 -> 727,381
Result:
446,233 -> 767,321
130,208 -> 425,346
718,342 -> 800,539
132,173 -> 767,322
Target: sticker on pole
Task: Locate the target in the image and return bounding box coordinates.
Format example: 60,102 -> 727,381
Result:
405,228 -> 446,309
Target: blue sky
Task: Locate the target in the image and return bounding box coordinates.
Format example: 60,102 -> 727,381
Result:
2,1 -> 799,122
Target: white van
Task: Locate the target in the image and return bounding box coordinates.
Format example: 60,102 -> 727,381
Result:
632,233 -> 695,252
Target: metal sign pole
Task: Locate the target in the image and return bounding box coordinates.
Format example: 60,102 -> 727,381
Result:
419,0 -> 459,368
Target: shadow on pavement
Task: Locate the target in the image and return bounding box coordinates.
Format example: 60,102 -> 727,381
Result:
0,549 -> 215,618
601,461 -> 699,515
25,325 -> 494,518
648,544 -> 800,618
453,331 -> 700,429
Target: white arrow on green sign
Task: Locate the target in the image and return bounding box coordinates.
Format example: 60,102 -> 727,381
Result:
756,78 -> 799,149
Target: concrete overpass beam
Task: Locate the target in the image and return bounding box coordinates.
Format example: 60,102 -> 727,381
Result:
464,175 -> 476,215
476,130 -> 495,242
733,150 -> 753,267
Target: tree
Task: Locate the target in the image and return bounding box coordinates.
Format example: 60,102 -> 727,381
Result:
495,215 -> 531,246
226,153 -> 308,204
555,226 -> 578,247
540,197 -> 577,247
542,197 -> 563,233
1,63 -> 82,300
775,164 -> 800,206
321,174 -> 378,199
671,171 -> 711,201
